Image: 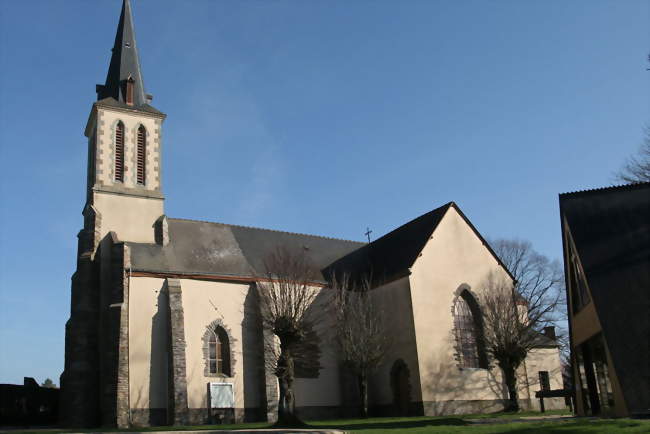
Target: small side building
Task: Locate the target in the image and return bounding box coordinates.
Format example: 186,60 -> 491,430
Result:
559,182 -> 650,417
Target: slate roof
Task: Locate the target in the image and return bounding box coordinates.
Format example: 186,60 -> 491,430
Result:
323,203 -> 452,284
560,181 -> 650,415
129,202 -> 513,287
127,218 -> 364,281
323,202 -> 514,285
96,97 -> 164,116
529,331 -> 558,348
96,0 -> 150,108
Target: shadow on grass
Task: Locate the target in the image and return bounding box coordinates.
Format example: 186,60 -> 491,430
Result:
312,417 -> 469,431
465,409 -> 571,420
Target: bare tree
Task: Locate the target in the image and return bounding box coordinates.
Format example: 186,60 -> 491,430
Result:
330,273 -> 390,418
615,127 -> 650,183
482,239 -> 565,411
256,246 -> 324,427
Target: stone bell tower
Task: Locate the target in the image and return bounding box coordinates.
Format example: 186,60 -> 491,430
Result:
61,0 -> 166,427
85,0 -> 166,244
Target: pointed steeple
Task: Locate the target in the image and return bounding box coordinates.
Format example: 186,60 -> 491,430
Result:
97,0 -> 149,107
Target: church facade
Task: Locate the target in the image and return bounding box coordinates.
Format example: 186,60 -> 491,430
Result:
60,1 -> 564,428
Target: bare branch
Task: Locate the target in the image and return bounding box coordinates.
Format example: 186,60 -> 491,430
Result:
255,246 -> 325,427
481,239 -> 566,412
329,273 -> 391,417
615,126 -> 650,184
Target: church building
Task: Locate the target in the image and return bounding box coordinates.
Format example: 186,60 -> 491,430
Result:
61,0 -> 564,428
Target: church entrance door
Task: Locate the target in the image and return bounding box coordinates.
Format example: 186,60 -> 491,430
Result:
390,359 -> 411,416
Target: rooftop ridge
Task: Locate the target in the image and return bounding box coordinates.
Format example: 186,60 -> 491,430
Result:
168,217 -> 365,245
366,201 -> 453,245
559,181 -> 650,197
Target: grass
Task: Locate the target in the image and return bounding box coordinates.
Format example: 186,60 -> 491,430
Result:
7,412 -> 650,433
310,415 -> 650,433
463,409 -> 572,420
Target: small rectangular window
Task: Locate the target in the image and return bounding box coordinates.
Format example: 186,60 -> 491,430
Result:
539,371 -> 550,391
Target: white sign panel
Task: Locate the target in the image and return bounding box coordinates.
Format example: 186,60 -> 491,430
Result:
209,382 -> 234,409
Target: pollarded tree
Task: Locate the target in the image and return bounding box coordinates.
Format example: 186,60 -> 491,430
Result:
330,273 -> 390,418
256,246 -> 324,427
481,239 -> 565,412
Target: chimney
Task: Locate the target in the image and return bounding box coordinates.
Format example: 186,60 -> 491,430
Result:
544,326 -> 556,340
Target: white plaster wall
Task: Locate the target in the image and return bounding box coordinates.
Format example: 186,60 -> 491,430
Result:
129,276 -> 168,409
93,192 -> 162,243
180,279 -> 255,410
181,281 -> 344,409
129,277 -> 259,411
368,277 -> 422,406
520,348 -> 566,410
129,276 -> 346,413
293,286 -> 342,408
409,207 -> 511,403
524,348 -> 564,392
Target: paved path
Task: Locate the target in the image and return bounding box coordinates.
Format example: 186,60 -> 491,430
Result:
126,430 -> 342,434
1,430 -> 344,434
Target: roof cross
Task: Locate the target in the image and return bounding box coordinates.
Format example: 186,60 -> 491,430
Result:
365,227 -> 373,243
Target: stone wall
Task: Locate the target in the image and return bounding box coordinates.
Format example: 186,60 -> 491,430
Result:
59,209 -> 103,427
165,278 -> 189,425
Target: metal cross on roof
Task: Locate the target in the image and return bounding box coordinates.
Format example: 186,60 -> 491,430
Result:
365,227 -> 373,243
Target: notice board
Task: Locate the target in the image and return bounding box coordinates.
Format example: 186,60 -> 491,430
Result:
209,382 -> 234,408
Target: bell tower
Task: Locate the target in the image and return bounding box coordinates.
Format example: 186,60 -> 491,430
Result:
61,1 -> 165,428
85,0 -> 166,244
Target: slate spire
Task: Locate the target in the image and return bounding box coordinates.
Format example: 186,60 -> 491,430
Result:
97,0 -> 148,106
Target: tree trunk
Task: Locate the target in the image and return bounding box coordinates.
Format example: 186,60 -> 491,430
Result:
358,370 -> 368,418
503,364 -> 520,412
275,347 -> 303,427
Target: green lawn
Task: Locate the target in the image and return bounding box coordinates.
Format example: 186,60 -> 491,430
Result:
309,415 -> 650,433
462,409 -> 571,420
10,413 -> 650,433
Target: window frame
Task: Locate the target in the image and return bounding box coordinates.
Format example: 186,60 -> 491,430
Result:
203,320 -> 236,378
452,289 -> 488,370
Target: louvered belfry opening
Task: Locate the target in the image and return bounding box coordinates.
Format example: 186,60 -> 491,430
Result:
125,77 -> 135,106
115,122 -> 125,182
136,125 -> 146,185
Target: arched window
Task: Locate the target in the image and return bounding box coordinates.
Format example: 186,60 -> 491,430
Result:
207,326 -> 231,376
114,121 -> 125,182
136,125 -> 146,185
453,290 -> 487,369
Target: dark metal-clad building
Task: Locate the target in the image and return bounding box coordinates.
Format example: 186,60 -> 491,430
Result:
559,182 -> 650,417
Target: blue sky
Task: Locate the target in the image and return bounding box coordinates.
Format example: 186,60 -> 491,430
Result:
0,0 -> 647,385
